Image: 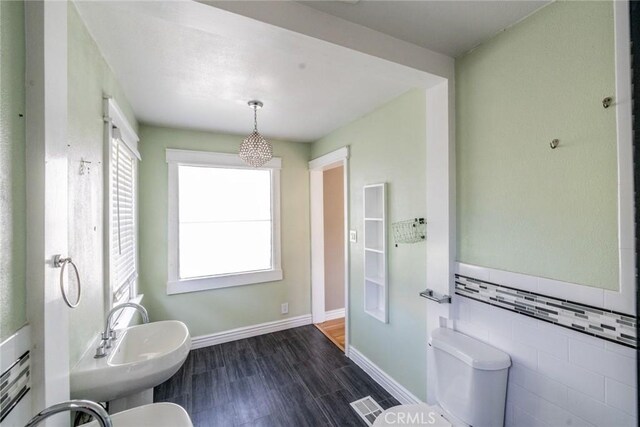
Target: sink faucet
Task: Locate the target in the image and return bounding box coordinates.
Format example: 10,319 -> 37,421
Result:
25,400 -> 112,427
95,302 -> 149,358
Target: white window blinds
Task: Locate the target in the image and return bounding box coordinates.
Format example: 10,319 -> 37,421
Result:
111,135 -> 137,304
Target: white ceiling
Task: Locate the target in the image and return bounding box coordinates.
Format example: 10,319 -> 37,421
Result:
75,1 -> 438,142
76,1 -> 548,142
300,0 -> 550,57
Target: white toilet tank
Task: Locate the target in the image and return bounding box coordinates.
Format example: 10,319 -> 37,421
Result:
430,328 -> 511,427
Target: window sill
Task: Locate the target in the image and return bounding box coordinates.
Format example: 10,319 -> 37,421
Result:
112,294 -> 145,331
167,269 -> 283,295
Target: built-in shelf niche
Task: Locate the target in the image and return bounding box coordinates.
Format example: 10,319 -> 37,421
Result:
365,220 -> 384,252
363,183 -> 387,323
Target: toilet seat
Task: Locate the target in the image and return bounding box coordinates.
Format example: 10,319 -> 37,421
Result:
372,404 -> 453,427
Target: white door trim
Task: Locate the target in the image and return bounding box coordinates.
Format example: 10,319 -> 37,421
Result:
25,0 -> 70,421
609,0 -> 635,314
310,171 -> 325,324
309,147 -> 350,355
425,79 -> 455,403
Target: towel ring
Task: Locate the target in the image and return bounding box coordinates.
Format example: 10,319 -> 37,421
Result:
53,255 -> 81,308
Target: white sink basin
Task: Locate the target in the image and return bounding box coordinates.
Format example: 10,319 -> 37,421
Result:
71,321 -> 190,402
85,403 -> 193,427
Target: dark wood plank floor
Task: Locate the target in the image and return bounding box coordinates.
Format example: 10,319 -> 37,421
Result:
154,325 -> 400,426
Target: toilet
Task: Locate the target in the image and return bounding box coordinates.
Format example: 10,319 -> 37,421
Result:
375,328 -> 511,427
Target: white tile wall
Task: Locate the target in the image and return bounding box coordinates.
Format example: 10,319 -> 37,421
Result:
456,261 -> 636,321
510,364 -> 567,406
537,352 -> 604,401
513,319 -> 568,360
454,296 -> 637,427
507,383 -> 592,427
569,340 -> 636,387
605,378 -> 638,418
512,406 -> 546,427
456,264 -> 637,347
567,389 -> 637,427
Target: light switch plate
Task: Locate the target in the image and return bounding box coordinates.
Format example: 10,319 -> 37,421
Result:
350,230 -> 357,243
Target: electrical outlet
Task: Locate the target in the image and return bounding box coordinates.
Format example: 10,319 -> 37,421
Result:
350,230 -> 357,243
281,302 -> 289,314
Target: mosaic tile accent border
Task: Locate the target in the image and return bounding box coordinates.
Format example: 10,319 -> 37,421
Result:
0,351 -> 30,422
455,274 -> 638,348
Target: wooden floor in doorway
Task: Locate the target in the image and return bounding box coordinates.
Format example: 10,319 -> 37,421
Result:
314,317 -> 345,352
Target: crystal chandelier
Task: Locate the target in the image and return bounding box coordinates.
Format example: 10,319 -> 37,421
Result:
239,100 -> 273,167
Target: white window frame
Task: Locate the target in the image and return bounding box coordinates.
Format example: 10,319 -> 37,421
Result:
166,149 -> 283,295
104,98 -> 141,315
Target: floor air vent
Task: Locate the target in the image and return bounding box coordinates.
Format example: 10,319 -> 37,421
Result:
350,396 -> 384,426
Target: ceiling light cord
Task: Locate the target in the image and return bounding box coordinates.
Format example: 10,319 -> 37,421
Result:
253,105 -> 258,132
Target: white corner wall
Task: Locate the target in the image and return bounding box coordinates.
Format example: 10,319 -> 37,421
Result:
453,295 -> 637,427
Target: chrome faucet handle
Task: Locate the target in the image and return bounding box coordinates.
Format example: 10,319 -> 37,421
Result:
100,331 -> 113,349
109,329 -> 118,341
94,341 -> 108,359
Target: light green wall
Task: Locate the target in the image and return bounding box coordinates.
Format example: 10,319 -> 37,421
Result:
0,0 -> 27,341
311,89 -> 427,400
138,125 -> 311,337
67,2 -> 138,366
456,1 -> 618,289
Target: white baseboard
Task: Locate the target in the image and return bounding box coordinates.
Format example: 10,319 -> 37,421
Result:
191,314 -> 312,349
325,308 -> 346,321
349,346 -> 421,405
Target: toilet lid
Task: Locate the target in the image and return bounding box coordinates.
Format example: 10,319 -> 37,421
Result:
372,404 -> 452,427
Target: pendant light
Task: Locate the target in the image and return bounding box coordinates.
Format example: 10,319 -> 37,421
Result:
239,100 -> 273,167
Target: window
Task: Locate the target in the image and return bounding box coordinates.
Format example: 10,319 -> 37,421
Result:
167,149 -> 282,294
106,98 -> 141,307
178,167 -> 272,278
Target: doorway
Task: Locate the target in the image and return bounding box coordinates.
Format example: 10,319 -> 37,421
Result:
309,147 -> 349,354
316,165 -> 345,350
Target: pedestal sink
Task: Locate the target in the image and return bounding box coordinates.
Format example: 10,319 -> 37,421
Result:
71,320 -> 190,402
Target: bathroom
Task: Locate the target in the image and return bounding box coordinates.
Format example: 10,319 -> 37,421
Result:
0,0 -> 637,426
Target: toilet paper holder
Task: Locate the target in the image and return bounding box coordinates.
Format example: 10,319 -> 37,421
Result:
420,289 -> 451,304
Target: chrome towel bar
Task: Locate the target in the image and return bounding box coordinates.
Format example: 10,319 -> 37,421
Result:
420,289 -> 451,304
